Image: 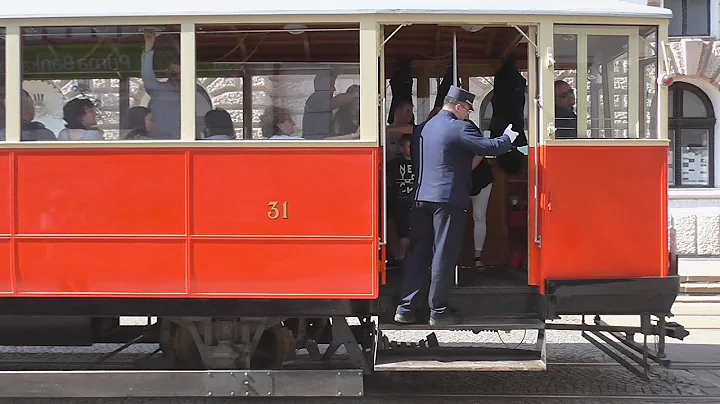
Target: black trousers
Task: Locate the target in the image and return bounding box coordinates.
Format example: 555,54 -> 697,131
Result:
395,201 -> 467,318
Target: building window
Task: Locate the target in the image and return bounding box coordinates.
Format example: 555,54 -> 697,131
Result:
668,82 -> 715,187
666,0 -> 711,37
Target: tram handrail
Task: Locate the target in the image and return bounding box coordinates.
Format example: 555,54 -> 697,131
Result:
380,96 -> 388,246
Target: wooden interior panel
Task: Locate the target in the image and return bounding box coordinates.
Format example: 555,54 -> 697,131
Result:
459,158 -> 528,267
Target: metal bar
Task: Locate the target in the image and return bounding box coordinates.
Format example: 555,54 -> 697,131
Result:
453,31 -> 458,86
657,316 -> 667,359
593,318 -> 669,366
581,331 -> 649,381
0,369 -> 364,397
588,329 -> 649,371
91,334 -> 145,366
545,323 -> 656,334
380,24 -> 408,48
509,24 -> 538,55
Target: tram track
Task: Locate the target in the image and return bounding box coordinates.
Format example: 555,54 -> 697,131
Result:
366,393 -> 720,402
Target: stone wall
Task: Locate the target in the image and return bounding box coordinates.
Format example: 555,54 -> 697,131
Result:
671,199 -> 720,256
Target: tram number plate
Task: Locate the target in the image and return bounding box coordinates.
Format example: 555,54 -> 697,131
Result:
268,201 -> 289,220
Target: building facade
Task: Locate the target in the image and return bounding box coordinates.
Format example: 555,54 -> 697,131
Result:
660,0 -> 720,258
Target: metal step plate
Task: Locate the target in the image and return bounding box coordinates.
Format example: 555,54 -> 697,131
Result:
379,316 -> 545,331
374,346 -> 546,372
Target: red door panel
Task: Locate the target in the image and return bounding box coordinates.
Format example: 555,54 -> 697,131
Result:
539,146 -> 668,285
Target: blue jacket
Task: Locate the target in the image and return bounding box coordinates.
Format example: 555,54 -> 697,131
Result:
411,110 -> 512,208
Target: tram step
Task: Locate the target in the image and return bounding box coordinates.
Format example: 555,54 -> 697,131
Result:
374,345 -> 546,372
378,315 -> 545,331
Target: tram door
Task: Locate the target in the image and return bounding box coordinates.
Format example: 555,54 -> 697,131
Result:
536,25 -> 668,290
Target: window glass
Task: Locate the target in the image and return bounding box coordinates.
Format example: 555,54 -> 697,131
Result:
195,24 -> 360,141
587,35 -> 629,139
686,0 -> 710,36
679,129 -> 710,185
666,0 -> 683,36
682,90 -> 709,117
20,25 -> 182,141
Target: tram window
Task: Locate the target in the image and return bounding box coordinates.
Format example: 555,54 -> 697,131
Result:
553,27 -> 658,140
195,24 -> 360,141
0,28 -> 5,141
19,25 -> 183,141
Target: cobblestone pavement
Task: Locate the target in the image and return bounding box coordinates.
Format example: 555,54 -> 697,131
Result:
0,321 -> 716,404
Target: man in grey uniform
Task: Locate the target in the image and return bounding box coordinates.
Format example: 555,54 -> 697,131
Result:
395,85 -> 519,326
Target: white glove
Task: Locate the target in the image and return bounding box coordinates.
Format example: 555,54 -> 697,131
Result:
504,124 -> 519,143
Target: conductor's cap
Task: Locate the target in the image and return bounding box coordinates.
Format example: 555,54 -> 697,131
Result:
447,85 -> 475,110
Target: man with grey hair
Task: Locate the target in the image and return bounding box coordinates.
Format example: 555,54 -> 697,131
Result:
394,85 -> 518,326
0,90 -> 57,141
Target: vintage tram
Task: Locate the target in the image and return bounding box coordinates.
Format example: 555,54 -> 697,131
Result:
0,0 -> 688,397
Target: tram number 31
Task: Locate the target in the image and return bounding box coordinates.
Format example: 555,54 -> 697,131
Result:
268,201 -> 289,220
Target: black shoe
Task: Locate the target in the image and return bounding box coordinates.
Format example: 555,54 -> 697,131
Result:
394,312 -> 417,324
429,310 -> 462,326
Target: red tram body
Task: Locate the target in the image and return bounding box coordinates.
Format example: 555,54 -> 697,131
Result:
0,148 -> 380,298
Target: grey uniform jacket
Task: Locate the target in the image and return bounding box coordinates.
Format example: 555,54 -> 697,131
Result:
412,110 -> 513,208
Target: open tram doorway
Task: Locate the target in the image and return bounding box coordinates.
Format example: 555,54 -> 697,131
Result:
380,23 -> 536,296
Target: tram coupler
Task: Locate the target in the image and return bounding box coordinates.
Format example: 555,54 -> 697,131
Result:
664,321 -> 689,340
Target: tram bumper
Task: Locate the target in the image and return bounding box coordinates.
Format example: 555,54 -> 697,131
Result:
546,275 -> 681,317
0,369 -> 364,398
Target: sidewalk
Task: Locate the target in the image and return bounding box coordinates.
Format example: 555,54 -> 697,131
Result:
680,257 -> 720,297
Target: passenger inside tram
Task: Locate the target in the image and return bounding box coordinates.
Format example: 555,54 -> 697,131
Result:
302,70 -> 361,140
261,106 -> 302,140
123,106 -> 153,140
58,98 -> 104,141
0,90 -> 57,141
142,29 -> 180,140
554,79 -> 578,138
332,84 -> 360,135
201,108 -> 235,140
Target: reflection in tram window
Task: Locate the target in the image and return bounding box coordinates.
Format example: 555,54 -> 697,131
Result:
19,25 -> 190,141
195,24 -> 360,140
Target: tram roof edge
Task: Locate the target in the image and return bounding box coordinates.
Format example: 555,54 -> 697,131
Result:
0,0 -> 671,21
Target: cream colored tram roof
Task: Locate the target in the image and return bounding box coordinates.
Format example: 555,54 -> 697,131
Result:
1,0 -> 670,20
